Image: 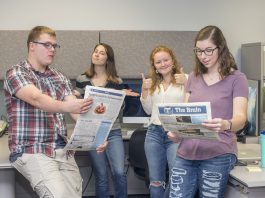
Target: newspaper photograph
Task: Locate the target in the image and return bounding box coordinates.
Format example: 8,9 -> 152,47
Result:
158,102 -> 220,140
65,86 -> 126,151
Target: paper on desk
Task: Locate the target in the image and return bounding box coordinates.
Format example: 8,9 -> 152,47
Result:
246,166 -> 262,172
64,86 -> 125,151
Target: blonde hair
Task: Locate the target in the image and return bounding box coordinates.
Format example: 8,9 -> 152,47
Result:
27,26 -> 56,51
149,46 -> 181,94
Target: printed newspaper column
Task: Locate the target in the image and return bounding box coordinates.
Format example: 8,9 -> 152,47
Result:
65,86 -> 126,150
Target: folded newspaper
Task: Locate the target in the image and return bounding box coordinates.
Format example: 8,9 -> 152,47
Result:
64,86 -> 126,151
158,102 -> 220,140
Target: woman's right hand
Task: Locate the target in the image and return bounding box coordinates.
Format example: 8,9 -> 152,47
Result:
96,141 -> 108,153
141,73 -> 152,90
167,131 -> 182,143
141,73 -> 152,99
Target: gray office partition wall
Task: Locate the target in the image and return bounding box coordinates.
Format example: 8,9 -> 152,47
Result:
0,31 -> 28,79
0,31 -> 100,80
0,30 -> 197,80
100,31 -> 197,78
54,31 -> 99,79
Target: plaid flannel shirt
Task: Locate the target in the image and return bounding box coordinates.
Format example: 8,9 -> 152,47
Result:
4,60 -> 72,159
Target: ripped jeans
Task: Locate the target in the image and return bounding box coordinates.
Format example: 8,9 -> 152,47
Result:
145,124 -> 178,198
170,154 -> 236,198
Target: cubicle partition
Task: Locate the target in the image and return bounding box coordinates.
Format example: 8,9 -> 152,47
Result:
100,31 -> 197,78
0,31 -> 100,80
0,30 -> 197,80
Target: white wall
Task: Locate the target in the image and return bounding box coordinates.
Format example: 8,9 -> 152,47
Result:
1,0 -> 265,66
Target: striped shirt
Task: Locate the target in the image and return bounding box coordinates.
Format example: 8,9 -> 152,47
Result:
4,60 -> 73,161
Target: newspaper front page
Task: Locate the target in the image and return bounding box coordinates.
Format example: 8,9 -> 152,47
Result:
65,86 -> 126,151
158,102 -> 220,140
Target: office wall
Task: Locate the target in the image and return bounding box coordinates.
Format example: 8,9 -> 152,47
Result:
1,0 -> 265,66
100,31 -> 197,78
0,30 -> 196,79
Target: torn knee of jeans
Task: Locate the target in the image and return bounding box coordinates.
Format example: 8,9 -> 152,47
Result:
150,181 -> 166,189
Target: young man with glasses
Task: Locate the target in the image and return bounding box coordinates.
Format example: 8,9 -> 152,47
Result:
4,26 -> 94,198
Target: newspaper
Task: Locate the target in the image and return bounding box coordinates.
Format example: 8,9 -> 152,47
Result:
64,86 -> 126,151
158,102 -> 220,140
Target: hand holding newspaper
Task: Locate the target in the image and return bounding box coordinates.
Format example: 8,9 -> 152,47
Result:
158,102 -> 220,140
64,86 -> 126,151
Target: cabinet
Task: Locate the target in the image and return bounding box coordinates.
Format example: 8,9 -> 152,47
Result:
241,42 -> 265,134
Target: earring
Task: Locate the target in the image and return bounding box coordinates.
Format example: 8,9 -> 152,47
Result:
156,70 -> 159,74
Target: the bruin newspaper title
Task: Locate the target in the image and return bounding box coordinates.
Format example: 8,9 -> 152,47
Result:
158,102 -> 220,140
160,105 -> 207,115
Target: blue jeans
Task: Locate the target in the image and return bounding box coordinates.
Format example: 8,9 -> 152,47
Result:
88,129 -> 127,198
169,153 -> 237,198
144,124 -> 178,198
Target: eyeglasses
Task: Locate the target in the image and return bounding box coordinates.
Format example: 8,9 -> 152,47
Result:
193,47 -> 218,56
32,41 -> 60,49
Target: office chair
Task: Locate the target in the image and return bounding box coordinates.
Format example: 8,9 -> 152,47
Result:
236,121 -> 250,142
128,127 -> 149,187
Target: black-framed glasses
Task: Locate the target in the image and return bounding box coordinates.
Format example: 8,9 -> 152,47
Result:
193,47 -> 218,56
32,41 -> 60,49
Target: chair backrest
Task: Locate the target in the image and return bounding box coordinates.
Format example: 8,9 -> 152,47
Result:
128,128 -> 148,169
128,127 -> 149,186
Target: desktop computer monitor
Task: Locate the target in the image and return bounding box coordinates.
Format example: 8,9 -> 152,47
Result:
122,79 -> 150,124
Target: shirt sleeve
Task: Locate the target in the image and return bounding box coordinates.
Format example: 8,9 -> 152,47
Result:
232,72 -> 249,99
62,75 -> 73,97
140,94 -> 152,115
4,66 -> 33,96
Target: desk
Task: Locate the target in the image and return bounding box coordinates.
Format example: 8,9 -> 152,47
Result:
226,166 -> 265,198
0,134 -> 15,198
225,143 -> 264,198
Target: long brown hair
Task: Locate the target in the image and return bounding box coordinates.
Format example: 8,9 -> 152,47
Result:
149,45 -> 181,94
194,25 -> 237,78
85,43 -> 120,84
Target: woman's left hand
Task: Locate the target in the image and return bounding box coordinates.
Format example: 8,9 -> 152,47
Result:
96,141 -> 108,153
202,118 -> 229,132
174,67 -> 187,85
123,89 -> 140,97
167,131 -> 182,143
72,89 -> 81,98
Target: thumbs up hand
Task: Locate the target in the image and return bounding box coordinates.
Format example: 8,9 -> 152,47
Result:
141,73 -> 152,91
174,67 -> 187,86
